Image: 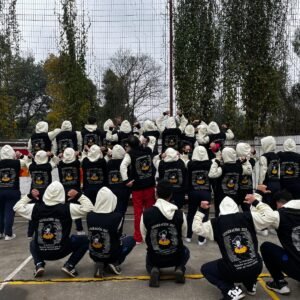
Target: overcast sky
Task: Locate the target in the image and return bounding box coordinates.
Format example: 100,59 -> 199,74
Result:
15,0 -> 170,119
9,0 -> 300,119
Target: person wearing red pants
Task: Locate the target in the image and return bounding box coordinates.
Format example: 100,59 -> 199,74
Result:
120,135 -> 156,244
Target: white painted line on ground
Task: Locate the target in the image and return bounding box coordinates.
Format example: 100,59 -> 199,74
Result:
0,255 -> 32,291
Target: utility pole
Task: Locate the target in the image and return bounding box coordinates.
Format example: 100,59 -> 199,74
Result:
169,0 -> 174,116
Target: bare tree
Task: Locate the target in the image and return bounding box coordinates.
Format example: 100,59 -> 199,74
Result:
109,49 -> 163,121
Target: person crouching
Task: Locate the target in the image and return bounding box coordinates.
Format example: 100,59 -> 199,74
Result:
87,187 -> 135,277
13,181 -> 93,278
140,180 -> 190,287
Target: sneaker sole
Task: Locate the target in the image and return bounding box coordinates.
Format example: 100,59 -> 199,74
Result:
266,285 -> 290,295
34,268 -> 45,278
61,267 -> 77,278
246,291 -> 256,296
108,264 -> 121,275
149,269 -> 160,287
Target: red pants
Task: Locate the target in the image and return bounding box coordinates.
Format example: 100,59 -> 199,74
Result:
132,186 -> 155,242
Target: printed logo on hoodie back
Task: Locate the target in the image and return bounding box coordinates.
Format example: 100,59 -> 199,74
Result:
0,168 -> 16,188
150,223 -> 179,255
84,133 -> 100,147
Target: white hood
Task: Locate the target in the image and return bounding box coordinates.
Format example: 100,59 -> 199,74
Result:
219,196 -> 239,215
143,120 -> 157,132
112,144 -> 126,159
35,150 -> 48,165
94,187 -> 117,213
261,136 -> 276,153
0,145 -> 16,159
62,148 -> 76,163
283,138 -> 296,152
84,124 -> 97,132
166,117 -> 176,129
87,145 -> 103,162
207,122 -> 220,135
103,119 -> 114,131
163,148 -> 179,162
154,198 -> 178,220
35,121 -> 48,133
184,125 -> 195,137
43,181 -> 65,206
222,147 -> 237,163
283,200 -> 300,209
236,143 -> 251,158
61,120 -> 72,131
197,123 -> 208,135
120,120 -> 132,133
192,146 -> 209,161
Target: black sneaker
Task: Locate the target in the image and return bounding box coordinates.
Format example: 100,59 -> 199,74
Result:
107,263 -> 121,275
243,283 -> 256,296
94,262 -> 104,278
149,267 -> 160,288
61,263 -> 78,278
266,280 -> 290,295
174,267 -> 185,284
34,262 -> 45,278
222,286 -> 245,300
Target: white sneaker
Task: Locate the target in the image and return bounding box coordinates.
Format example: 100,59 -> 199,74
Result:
76,231 -> 86,236
269,229 -> 277,235
5,234 -> 16,241
0,233 -> 4,239
198,239 -> 207,246
227,286 -> 245,300
185,238 -> 192,243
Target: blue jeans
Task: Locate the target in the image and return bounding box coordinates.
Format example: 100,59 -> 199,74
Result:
261,242 -> 300,282
118,236 -> 136,264
0,190 -> 20,236
146,245 -> 190,273
30,235 -> 89,267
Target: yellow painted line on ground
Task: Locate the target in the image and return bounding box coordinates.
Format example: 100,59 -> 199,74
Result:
258,278 -> 281,300
0,273 -> 274,286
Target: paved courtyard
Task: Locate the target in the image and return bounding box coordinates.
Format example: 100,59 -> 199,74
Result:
0,177 -> 299,300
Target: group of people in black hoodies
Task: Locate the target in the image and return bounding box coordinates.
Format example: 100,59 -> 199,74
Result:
1,112 -> 300,300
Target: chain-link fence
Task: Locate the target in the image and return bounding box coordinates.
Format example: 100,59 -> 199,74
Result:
1,1 -> 300,138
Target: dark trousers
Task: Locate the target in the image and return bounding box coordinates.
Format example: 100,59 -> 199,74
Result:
146,245 -> 190,273
281,182 -> 300,199
187,190 -> 211,240
0,190 -> 20,236
201,259 -> 261,296
28,195 -> 43,237
263,181 -> 281,210
83,188 -> 99,205
237,190 -> 251,212
64,188 -> 84,232
90,236 -> 136,265
112,188 -> 130,233
30,235 -> 89,267
113,188 -> 130,216
261,242 -> 300,282
171,191 -> 186,209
